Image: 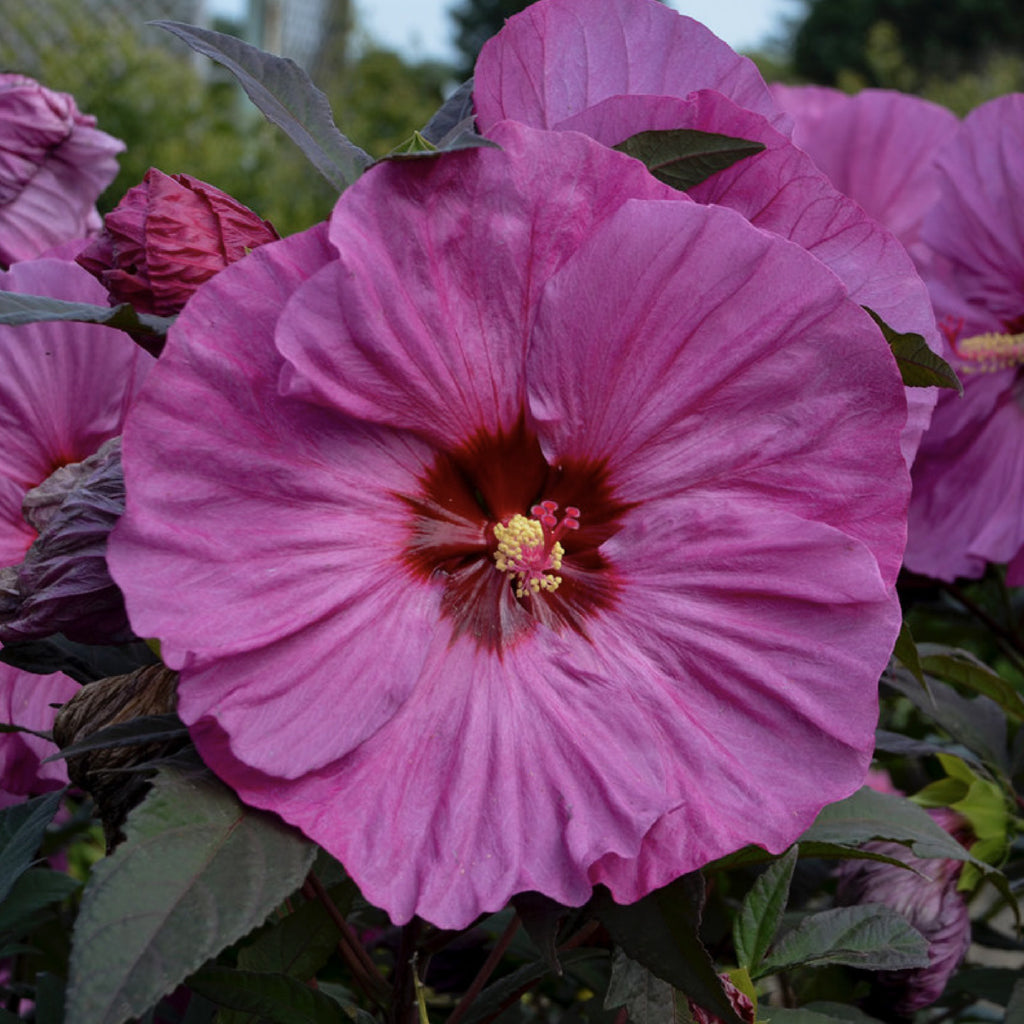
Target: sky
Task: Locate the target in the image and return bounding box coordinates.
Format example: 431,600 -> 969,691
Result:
207,0 -> 800,63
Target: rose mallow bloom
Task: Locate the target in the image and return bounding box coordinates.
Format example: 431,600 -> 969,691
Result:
0,75 -> 123,268
902,94 -> 1024,582
473,0 -> 943,464
0,247 -> 152,643
769,86 -> 958,263
76,167 -> 280,319
109,122 -> 909,928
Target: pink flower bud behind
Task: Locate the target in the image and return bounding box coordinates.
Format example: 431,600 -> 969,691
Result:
77,167 -> 279,317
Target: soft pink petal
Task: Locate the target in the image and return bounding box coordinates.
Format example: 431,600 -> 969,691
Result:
0,661 -> 78,794
771,86 -> 958,254
275,122 -> 672,445
906,377 -> 1024,580
473,0 -> 786,135
531,88 -> 941,464
0,254 -> 150,563
921,94 -> 1024,328
528,198 -> 909,584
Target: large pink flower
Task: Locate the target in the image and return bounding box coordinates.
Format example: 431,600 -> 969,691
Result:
0,75 -> 123,268
902,95 -> 1024,582
473,0 -> 941,463
109,123 -> 909,927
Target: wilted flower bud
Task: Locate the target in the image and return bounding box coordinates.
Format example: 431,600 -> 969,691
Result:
837,777 -> 971,1017
0,74 -> 123,267
53,663 -> 181,848
0,437 -> 133,645
76,167 -> 279,318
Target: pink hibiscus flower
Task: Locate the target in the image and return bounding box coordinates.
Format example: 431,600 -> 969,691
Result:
769,86 -> 958,262
902,94 -> 1024,582
0,249 -> 151,641
472,0 -> 941,464
0,75 -> 123,268
109,122 -> 909,928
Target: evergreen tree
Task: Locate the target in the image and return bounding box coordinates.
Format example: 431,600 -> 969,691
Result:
448,0 -> 534,80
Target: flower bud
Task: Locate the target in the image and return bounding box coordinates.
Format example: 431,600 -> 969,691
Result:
837,775 -> 971,1015
76,167 -> 279,317
0,74 -> 123,267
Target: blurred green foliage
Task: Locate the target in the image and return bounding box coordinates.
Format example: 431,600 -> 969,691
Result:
0,0 -> 452,236
767,0 -> 1024,115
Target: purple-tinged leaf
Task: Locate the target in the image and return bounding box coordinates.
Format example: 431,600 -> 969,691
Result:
66,767 -> 315,1024
918,643 -> 1024,724
153,21 -> 371,192
604,949 -> 692,1024
0,290 -> 172,338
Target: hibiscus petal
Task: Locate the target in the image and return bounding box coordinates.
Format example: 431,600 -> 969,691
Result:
527,197 -> 909,584
275,123 -> 671,444
473,0 -> 785,135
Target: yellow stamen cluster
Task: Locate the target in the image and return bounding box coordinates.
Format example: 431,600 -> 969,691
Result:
957,331 -> 1024,373
493,513 -> 564,598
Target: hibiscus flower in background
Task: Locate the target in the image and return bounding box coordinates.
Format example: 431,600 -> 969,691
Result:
898,95 -> 1024,583
109,122 -> 910,928
77,167 -> 280,322
472,0 -> 943,464
0,75 -> 123,268
769,85 -> 958,262
0,248 -> 151,646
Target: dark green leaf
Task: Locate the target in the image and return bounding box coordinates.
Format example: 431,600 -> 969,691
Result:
802,1003 -> 885,1023
1006,978 -> 1024,1024
594,876 -> 746,1024
43,713 -> 188,763
945,966 -> 1023,1004
918,643 -> 1024,724
0,291 -> 172,337
0,867 -> 80,935
605,949 -> 694,1024
803,784 -> 990,866
460,949 -> 608,1024
66,767 -> 316,1024
613,129 -> 765,191
512,892 -> 569,974
892,622 -> 927,688
0,789 -> 65,903
764,1009 -> 881,1024
153,21 -> 371,191
188,966 -> 345,1024
883,665 -> 1010,774
734,846 -> 797,974
236,895 -> 343,980
0,635 -> 158,685
863,307 -> 961,392
757,905 -> 929,977
35,971 -> 66,1024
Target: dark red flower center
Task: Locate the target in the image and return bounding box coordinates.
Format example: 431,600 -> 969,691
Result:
399,418 -> 629,653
